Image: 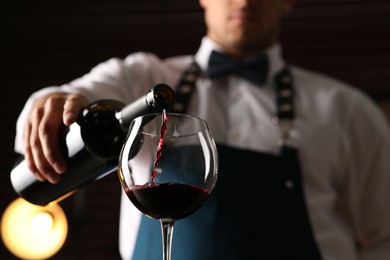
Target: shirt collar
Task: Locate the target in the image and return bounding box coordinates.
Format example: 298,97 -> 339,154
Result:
194,36 -> 286,83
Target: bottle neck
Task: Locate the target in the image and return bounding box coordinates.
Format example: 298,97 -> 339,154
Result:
117,84 -> 175,127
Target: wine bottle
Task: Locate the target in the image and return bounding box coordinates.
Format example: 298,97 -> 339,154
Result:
10,83 -> 175,206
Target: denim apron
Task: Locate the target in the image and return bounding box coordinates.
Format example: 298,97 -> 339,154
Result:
132,63 -> 322,260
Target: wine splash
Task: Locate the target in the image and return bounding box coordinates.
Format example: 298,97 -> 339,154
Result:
151,110 -> 168,182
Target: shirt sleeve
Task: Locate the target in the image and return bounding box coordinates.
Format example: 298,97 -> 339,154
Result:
345,91 -> 390,259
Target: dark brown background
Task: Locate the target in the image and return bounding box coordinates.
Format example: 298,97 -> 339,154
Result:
1,0 -> 389,259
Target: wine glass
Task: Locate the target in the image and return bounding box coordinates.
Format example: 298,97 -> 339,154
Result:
118,112 -> 218,260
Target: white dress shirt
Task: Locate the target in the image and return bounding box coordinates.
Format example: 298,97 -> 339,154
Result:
15,37 -> 390,260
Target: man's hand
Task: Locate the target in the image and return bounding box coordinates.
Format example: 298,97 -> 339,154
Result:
24,93 -> 89,184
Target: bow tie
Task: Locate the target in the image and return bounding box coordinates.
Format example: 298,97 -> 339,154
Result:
206,50 -> 269,86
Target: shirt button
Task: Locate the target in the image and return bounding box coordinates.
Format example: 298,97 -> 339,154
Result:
285,180 -> 294,190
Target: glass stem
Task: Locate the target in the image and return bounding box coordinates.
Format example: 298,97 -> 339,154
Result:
160,219 -> 175,260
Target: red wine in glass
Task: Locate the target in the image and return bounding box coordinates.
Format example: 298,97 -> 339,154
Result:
127,111 -> 210,220
124,182 -> 210,220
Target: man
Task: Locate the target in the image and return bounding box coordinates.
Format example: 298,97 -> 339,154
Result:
14,0 -> 390,259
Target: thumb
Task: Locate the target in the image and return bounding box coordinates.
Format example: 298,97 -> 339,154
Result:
63,94 -> 89,126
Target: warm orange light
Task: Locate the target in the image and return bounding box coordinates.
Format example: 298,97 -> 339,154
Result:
1,198 -> 68,259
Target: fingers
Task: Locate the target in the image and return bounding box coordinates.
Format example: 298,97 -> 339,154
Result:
39,96 -> 69,178
24,93 -> 88,184
63,94 -> 89,125
25,101 -> 61,183
24,106 -> 45,181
